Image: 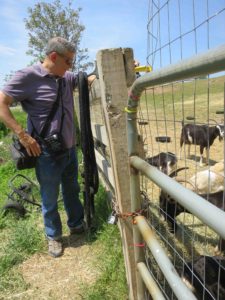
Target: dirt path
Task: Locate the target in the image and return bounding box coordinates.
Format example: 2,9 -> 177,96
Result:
9,235 -> 99,300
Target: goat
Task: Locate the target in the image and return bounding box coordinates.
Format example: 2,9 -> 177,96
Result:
181,255 -> 225,300
160,190 -> 225,233
145,152 -> 177,175
159,162 -> 225,252
160,189 -> 225,254
189,160 -> 224,194
158,167 -> 191,233
180,122 -> 224,166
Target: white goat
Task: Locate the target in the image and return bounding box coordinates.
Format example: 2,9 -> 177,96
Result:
189,160 -> 224,194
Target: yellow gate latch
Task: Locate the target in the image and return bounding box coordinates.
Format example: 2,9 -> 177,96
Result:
134,65 -> 152,73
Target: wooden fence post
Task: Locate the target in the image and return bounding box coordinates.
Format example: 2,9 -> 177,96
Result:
96,48 -> 138,300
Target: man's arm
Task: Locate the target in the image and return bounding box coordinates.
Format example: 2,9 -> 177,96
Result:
0,91 -> 23,134
0,91 -> 41,156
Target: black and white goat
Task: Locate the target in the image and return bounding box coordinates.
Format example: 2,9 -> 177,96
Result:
145,152 -> 177,175
180,122 -> 224,166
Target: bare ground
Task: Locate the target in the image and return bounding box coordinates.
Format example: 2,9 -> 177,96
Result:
5,234 -> 100,300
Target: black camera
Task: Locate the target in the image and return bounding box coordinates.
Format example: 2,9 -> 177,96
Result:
44,133 -> 64,153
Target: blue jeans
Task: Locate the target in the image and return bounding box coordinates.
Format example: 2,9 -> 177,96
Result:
35,147 -> 84,239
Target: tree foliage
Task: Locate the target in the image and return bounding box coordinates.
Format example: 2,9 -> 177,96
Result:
24,0 -> 93,71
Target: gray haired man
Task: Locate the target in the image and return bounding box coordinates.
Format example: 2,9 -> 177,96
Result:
0,37 -> 95,257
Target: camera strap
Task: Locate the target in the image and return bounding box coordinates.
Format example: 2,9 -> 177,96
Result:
29,78 -> 64,139
39,78 -> 63,138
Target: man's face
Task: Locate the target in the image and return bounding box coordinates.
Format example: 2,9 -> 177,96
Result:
50,51 -> 74,76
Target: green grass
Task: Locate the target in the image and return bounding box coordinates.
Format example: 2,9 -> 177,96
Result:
79,185 -> 128,299
143,75 -> 225,105
141,75 -> 224,123
0,212 -> 45,293
82,224 -> 128,300
10,106 -> 27,128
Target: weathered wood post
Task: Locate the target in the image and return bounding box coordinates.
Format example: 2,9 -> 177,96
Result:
96,48 -> 143,300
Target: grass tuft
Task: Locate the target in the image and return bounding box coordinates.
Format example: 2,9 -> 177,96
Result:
0,213 -> 45,294
83,224 -> 128,300
7,216 -> 45,255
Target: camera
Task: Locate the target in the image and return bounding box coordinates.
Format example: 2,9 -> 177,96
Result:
44,133 -> 64,153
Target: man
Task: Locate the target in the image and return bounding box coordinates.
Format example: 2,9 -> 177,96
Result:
0,37 -> 95,257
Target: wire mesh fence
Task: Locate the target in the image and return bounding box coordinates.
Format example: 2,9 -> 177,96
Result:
136,0 -> 225,299
147,0 -> 225,69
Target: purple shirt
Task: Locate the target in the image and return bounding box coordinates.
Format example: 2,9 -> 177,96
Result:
2,63 -> 77,149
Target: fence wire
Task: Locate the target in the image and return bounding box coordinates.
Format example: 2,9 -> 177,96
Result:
138,0 -> 225,299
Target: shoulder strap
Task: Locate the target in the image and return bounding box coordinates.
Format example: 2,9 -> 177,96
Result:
39,78 -> 63,137
30,78 -> 63,138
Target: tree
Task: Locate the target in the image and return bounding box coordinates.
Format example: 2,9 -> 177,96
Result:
24,0 -> 93,72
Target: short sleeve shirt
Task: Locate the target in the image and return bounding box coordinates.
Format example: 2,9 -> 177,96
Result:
2,63 -> 77,149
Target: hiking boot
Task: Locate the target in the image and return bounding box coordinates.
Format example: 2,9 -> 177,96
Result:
69,222 -> 85,235
48,239 -> 63,258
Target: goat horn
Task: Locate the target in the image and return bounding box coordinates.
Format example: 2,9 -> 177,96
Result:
168,167 -> 189,178
176,178 -> 199,193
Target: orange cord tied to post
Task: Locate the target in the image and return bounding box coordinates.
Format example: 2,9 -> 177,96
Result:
117,209 -> 146,224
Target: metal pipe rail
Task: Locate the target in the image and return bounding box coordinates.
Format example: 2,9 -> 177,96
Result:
128,44 -> 225,108
130,156 -> 225,239
137,262 -> 165,300
136,217 -> 197,300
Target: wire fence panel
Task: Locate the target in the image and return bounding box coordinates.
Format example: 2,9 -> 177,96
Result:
135,1 -> 225,299
147,0 -> 225,69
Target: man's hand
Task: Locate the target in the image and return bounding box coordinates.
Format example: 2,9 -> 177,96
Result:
88,74 -> 96,86
18,131 -> 41,157
0,92 -> 41,156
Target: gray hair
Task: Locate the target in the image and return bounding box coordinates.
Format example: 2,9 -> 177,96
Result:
45,37 -> 75,55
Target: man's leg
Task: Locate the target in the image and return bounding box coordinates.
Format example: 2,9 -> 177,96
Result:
36,154 -> 62,240
61,148 -> 84,231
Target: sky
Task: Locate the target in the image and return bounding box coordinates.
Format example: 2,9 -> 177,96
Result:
1,0 -> 225,89
0,0 -> 149,88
